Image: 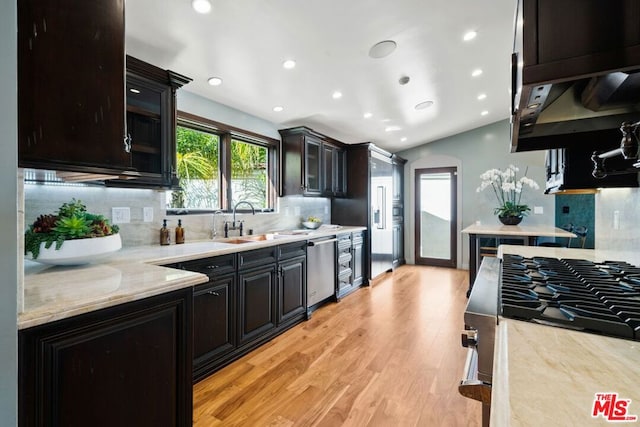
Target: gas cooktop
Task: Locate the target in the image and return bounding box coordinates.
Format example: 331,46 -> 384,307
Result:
501,254 -> 640,340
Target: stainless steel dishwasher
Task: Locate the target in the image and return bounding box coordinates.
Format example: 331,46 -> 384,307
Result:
306,236 -> 337,308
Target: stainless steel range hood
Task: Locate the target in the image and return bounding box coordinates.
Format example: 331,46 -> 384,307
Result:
512,70 -> 640,152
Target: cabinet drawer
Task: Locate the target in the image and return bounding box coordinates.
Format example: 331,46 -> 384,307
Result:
171,254 -> 236,277
238,247 -> 277,271
338,268 -> 352,282
338,252 -> 352,266
337,235 -> 352,251
352,232 -> 364,245
278,241 -> 307,261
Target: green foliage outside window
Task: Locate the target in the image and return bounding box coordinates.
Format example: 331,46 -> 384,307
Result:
171,126 -> 268,210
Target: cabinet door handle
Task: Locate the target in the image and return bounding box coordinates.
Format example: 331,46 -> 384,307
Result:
123,134 -> 132,153
206,265 -> 219,270
207,291 -> 220,296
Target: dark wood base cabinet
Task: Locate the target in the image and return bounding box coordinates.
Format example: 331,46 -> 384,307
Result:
193,274 -> 236,381
19,288 -> 193,427
168,242 -> 307,383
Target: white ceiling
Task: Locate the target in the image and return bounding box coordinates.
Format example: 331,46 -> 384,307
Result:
125,0 -> 516,152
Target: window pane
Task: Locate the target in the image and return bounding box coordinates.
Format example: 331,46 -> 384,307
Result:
169,126 -> 220,209
230,139 -> 268,209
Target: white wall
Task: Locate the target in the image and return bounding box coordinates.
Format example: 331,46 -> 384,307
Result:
398,120 -> 553,269
1,0 -> 18,423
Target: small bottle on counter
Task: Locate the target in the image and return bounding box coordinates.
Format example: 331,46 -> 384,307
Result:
160,219 -> 171,246
175,219 -> 185,244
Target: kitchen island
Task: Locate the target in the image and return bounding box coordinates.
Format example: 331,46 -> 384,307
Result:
461,223 -> 576,294
491,245 -> 640,426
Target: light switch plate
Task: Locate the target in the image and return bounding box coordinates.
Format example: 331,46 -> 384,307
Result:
534,206 -> 543,214
143,207 -> 154,223
112,207 -> 131,224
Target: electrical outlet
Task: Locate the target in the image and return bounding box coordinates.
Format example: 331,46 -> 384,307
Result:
143,207 -> 154,223
534,206 -> 543,214
294,206 -> 300,216
112,207 -> 131,224
613,210 -> 620,230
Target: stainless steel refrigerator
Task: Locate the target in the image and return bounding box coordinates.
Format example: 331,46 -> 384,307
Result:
332,144 -> 393,281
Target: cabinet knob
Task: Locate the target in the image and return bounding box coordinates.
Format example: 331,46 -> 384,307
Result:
206,265 -> 219,270
207,291 -> 220,296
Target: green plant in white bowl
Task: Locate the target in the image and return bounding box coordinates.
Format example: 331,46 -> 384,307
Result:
25,199 -> 120,260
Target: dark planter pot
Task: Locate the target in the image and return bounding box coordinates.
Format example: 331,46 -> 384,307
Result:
498,215 -> 523,226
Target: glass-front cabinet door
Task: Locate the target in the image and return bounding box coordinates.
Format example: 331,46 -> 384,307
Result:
303,136 -> 322,195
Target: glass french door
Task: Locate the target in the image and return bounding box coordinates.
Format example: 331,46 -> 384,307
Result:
415,167 -> 457,267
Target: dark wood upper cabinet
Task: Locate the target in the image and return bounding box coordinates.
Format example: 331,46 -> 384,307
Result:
18,0 -> 131,174
279,126 -> 347,197
512,0 -> 640,152
518,0 -> 640,86
323,142 -> 347,197
108,56 -> 191,188
18,2 -> 191,186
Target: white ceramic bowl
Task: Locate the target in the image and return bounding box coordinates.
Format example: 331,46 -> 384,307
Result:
27,233 -> 122,266
302,221 -> 322,230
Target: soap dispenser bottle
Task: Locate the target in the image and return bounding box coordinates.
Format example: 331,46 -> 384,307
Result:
160,219 -> 171,246
175,219 -> 185,244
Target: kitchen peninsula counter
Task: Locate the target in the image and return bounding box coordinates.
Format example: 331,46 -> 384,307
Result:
491,245 -> 640,426
21,226 -> 366,330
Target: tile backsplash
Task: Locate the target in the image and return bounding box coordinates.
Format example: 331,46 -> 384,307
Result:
24,183 -> 331,247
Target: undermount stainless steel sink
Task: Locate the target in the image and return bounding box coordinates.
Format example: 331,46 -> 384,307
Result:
221,234 -> 278,244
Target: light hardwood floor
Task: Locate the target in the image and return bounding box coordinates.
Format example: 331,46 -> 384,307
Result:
193,265 -> 482,426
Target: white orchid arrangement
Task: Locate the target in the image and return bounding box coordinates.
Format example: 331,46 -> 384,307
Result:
476,165 -> 540,217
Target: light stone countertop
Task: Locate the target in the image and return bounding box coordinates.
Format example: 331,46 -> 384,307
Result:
490,245 -> 640,426
20,226 -> 366,330
461,223 -> 576,238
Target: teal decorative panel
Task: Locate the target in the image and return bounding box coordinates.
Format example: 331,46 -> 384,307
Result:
555,194 -> 595,249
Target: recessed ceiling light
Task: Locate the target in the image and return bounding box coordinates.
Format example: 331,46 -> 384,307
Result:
477,93 -> 487,100
385,126 -> 402,132
481,110 -> 489,116
472,69 -> 483,77
282,60 -> 296,69
129,88 -> 141,94
363,112 -> 373,119
400,137 -> 407,142
463,31 -> 477,41
273,106 -> 284,112
207,77 -> 223,86
192,0 -> 212,14
415,100 -> 434,110
332,91 -> 343,99
368,40 -> 397,59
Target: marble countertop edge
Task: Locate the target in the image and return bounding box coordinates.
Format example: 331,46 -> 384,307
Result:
18,273 -> 207,330
20,226 -> 367,330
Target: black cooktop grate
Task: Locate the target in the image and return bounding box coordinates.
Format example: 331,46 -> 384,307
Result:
500,254 -> 640,340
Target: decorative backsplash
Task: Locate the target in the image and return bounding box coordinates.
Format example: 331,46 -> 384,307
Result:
595,187 -> 640,253
24,184 -> 331,247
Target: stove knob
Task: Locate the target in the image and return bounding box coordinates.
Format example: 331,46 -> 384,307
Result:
461,330 -> 478,348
